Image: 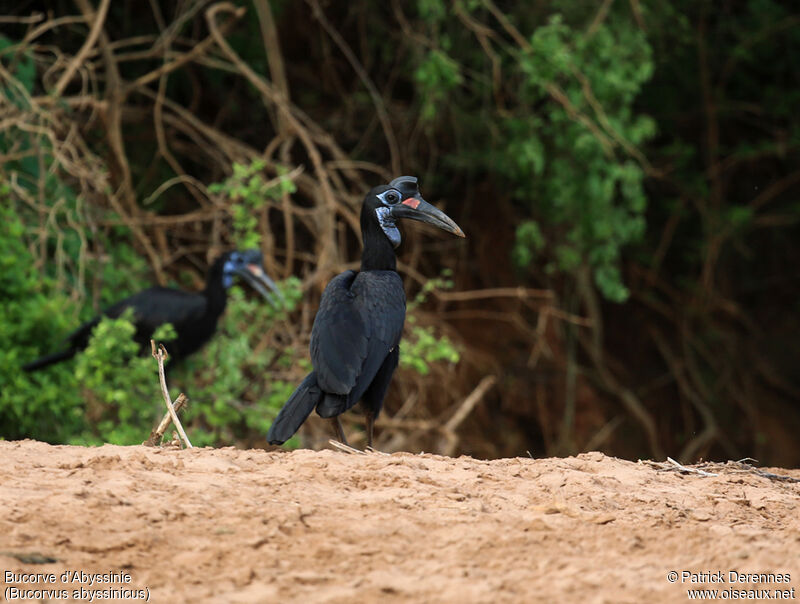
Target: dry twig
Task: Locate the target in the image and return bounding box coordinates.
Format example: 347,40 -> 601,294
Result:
150,340 -> 192,448
642,457 -> 800,484
328,439 -> 366,455
665,456 -> 718,477
52,0 -> 111,96
144,393 -> 188,447
726,459 -> 800,484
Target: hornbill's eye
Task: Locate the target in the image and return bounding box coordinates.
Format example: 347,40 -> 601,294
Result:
384,190 -> 400,205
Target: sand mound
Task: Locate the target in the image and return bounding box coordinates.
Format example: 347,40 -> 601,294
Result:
1,440 -> 798,602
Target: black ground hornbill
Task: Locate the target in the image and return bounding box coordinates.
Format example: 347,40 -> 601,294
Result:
23,250 -> 281,371
267,176 -> 464,448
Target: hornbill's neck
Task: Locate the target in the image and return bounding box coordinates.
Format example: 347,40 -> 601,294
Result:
203,257 -> 229,317
360,209 -> 397,272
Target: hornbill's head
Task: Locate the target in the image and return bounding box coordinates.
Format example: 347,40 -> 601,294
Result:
363,175 -> 465,248
220,249 -> 283,306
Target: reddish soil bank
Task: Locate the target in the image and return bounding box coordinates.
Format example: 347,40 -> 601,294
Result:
0,440 -> 798,603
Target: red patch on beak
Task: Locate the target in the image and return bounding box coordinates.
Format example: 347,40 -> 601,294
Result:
401,198 -> 421,209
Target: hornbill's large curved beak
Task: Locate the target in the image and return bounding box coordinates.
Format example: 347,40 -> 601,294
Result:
390,195 -> 465,238
234,264 -> 285,307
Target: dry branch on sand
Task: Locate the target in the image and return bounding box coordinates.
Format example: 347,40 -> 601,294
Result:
147,340 -> 191,449
144,393 -> 188,448
641,457 -> 800,484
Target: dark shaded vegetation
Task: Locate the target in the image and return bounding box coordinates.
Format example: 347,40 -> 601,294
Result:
0,0 -> 798,463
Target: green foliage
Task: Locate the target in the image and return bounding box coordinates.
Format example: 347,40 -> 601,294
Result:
1,151 -> 298,448
402,269 -> 460,374
400,325 -> 460,375
0,22 -> 154,437
513,221 -> 545,267
407,268 -> 455,312
414,49 -> 464,122
410,6 -> 655,301
152,322 -> 178,342
0,36 -> 155,442
73,310 -> 163,445
417,0 -> 447,23
0,34 -> 150,311
0,32 -> 299,447
209,161 -> 297,249
516,14 -> 653,301
0,35 -> 35,108
1,240 -> 301,447
0,196 -> 85,442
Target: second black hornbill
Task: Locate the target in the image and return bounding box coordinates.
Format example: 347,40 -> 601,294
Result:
267,176 -> 464,447
22,250 -> 281,371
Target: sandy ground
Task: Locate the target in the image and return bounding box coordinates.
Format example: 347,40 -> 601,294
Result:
0,440 -> 798,603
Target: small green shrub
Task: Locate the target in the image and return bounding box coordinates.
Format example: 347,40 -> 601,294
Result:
402,269 -> 460,375
208,161 -> 297,249
400,325 -> 460,375
73,310 -> 169,445
0,198 -> 85,442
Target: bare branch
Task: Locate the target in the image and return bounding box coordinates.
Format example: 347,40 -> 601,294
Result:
150,340 -> 192,448
53,0 -> 111,96
144,393 -> 188,447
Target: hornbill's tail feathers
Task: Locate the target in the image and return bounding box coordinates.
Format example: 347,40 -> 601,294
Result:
267,372 -> 324,445
22,348 -> 77,372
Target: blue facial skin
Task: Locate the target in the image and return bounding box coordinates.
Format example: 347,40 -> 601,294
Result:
222,252 -> 244,288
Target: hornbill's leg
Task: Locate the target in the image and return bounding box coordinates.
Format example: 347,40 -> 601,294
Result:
331,416 -> 348,445
365,410 -> 375,449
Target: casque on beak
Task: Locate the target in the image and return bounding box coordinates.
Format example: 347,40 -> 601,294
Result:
390,195 -> 465,238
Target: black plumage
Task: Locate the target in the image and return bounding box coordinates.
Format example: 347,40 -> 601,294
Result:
23,249 -> 280,371
267,176 -> 464,448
